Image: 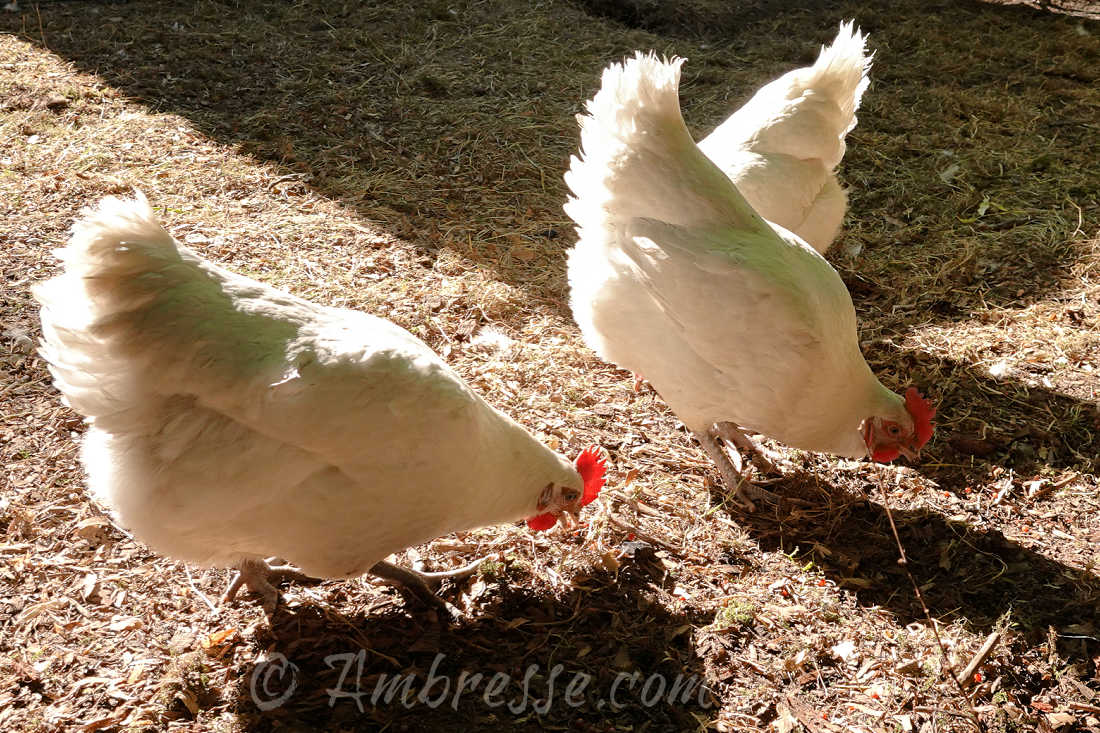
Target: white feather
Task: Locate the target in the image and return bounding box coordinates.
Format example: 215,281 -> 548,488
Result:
565,53 -> 909,459
35,193 -> 582,578
698,21 -> 873,252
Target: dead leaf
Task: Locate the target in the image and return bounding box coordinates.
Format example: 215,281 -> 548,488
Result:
175,689 -> 199,717
78,572 -> 99,601
784,649 -> 809,672
773,702 -> 798,733
74,517 -> 112,544
511,246 -> 536,262
599,550 -> 621,572
80,714 -> 123,732
1046,712 -> 1076,729
949,436 -> 999,457
199,628 -> 239,658
896,659 -> 923,677
127,664 -> 146,685
108,615 -> 142,632
44,94 -> 69,110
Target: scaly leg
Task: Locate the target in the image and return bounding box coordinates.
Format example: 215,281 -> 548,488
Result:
693,428 -> 781,512
369,558 -> 487,622
221,557 -> 319,616
693,428 -> 755,512
372,557 -> 489,592
715,421 -> 779,475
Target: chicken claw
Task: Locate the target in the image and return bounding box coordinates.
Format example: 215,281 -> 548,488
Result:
694,427 -> 782,512
714,422 -> 779,475
369,557 -> 490,622
221,557 -> 319,616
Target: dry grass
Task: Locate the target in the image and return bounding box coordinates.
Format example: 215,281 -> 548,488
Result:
1,0 -> 1099,731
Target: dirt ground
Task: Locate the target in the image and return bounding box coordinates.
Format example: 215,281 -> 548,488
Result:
1,0 -> 1099,731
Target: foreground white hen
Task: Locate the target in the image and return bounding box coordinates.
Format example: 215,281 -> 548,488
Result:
698,21 -> 872,253
565,53 -> 932,508
36,193 -> 605,613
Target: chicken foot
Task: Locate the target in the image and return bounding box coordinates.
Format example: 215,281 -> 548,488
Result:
714,422 -> 779,475
221,557 -> 319,616
692,428 -> 780,512
369,558 -> 488,622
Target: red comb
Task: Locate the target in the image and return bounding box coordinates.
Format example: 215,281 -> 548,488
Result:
575,445 -> 607,505
904,387 -> 936,448
526,446 -> 607,532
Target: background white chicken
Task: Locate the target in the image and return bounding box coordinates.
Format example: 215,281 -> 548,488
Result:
698,21 -> 872,253
35,193 -> 605,613
565,53 -> 933,509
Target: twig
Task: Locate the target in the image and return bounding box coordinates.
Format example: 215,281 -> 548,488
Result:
183,565 -> 219,615
876,466 -> 985,733
266,173 -> 304,191
607,513 -> 705,561
36,4 -> 48,49
785,695 -> 844,732
1027,474 -> 1077,503
960,630 -> 1002,688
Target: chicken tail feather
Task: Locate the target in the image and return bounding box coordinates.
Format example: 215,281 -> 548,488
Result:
564,52 -> 771,235
33,192 -> 188,423
803,20 -> 872,140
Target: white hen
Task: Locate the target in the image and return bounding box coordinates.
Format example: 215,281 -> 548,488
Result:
36,193 -> 605,612
565,53 -> 933,508
698,21 -> 872,253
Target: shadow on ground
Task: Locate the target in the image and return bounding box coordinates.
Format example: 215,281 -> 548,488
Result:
4,0 -> 1096,329
224,572 -> 714,731
694,337 -> 1099,646
11,0 -> 1098,663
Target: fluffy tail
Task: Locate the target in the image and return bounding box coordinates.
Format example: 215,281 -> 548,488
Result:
700,21 -> 871,171
564,52 -> 770,236
800,20 -> 872,145
34,192 -> 187,424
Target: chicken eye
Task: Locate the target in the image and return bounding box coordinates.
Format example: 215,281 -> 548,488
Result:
563,489 -> 580,502
886,423 -> 901,437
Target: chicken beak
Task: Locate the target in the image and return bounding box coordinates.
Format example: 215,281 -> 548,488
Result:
896,443 -> 920,461
558,510 -> 580,530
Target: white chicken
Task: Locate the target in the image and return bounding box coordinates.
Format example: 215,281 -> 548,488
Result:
698,21 -> 872,253
35,193 -> 605,613
565,53 -> 933,508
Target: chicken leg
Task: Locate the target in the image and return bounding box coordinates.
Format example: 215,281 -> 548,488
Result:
714,421 -> 779,475
693,427 -> 780,512
369,557 -> 489,622
221,555 -> 489,619
221,557 -> 318,616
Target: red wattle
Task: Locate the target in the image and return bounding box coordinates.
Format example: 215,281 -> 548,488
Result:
871,446 -> 901,463
526,513 -> 558,531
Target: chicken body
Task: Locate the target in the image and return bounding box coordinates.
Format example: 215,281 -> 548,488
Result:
698,22 -> 871,253
565,54 -> 929,483
36,194 -> 589,585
